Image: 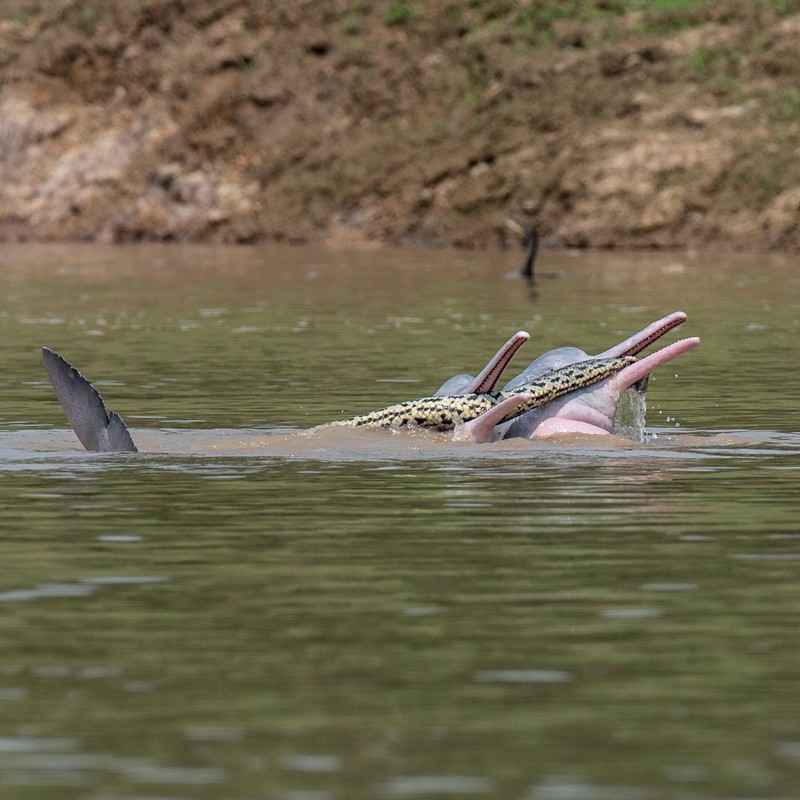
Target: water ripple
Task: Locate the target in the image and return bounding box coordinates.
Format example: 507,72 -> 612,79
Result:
474,669 -> 571,684
0,583 -> 95,602
380,775 -> 494,796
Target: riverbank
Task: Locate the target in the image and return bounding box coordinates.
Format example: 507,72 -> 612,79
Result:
1,0 -> 798,251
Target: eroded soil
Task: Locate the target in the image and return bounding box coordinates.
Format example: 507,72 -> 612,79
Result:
1,0 -> 798,251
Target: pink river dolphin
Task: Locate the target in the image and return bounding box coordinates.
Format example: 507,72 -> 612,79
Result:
436,311 -> 699,442
40,311 -> 698,452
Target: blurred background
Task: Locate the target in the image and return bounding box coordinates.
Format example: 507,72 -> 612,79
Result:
1,0 -> 798,251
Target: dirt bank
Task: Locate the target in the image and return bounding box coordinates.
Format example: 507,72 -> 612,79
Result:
1,0 -> 798,251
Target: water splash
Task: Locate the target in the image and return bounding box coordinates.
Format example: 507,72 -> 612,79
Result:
613,384 -> 648,442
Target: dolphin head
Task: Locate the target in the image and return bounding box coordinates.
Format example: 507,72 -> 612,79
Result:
434,331 -> 530,396
442,311 -> 698,442
502,336 -> 699,438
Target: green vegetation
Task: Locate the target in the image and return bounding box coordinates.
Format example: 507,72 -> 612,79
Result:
692,46 -> 724,72
235,55 -> 253,73
411,0 -> 800,39
342,10 -> 361,35
772,88 -> 800,122
425,120 -> 446,137
630,0 -> 706,10
386,3 -> 414,26
462,86 -> 481,106
718,148 -> 800,212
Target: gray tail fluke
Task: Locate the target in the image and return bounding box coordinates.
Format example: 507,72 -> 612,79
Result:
42,348 -> 137,453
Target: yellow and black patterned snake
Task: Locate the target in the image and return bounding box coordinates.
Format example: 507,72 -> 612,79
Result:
330,355 -> 636,432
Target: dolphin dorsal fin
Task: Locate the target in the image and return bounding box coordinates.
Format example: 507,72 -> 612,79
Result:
42,348 -> 137,453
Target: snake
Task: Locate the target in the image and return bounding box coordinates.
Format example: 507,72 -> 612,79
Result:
329,355 -> 636,432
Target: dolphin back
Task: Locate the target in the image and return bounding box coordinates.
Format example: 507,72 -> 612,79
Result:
42,348 -> 137,453
434,373 -> 476,396
504,347 -> 590,390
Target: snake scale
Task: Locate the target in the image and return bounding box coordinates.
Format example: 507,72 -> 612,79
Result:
329,355 -> 636,432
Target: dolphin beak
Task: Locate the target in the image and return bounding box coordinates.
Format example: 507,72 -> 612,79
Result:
467,330 -> 530,393
611,337 -> 700,390
599,311 -> 687,358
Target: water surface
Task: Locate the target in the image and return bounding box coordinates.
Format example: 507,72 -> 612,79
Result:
0,244 -> 799,799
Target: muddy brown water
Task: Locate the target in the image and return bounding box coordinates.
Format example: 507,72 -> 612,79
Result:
1,243 -> 799,799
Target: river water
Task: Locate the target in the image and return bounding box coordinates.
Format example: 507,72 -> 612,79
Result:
0,243 -> 799,799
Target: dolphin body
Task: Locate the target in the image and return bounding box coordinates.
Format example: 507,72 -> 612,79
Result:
329,355 -> 634,435
39,346 -> 634,453
40,312 -> 698,453
437,312 -> 699,442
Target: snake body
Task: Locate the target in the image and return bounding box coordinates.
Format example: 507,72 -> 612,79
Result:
330,355 -> 636,431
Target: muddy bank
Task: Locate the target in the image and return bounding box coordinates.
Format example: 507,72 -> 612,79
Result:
1,1 -> 798,251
